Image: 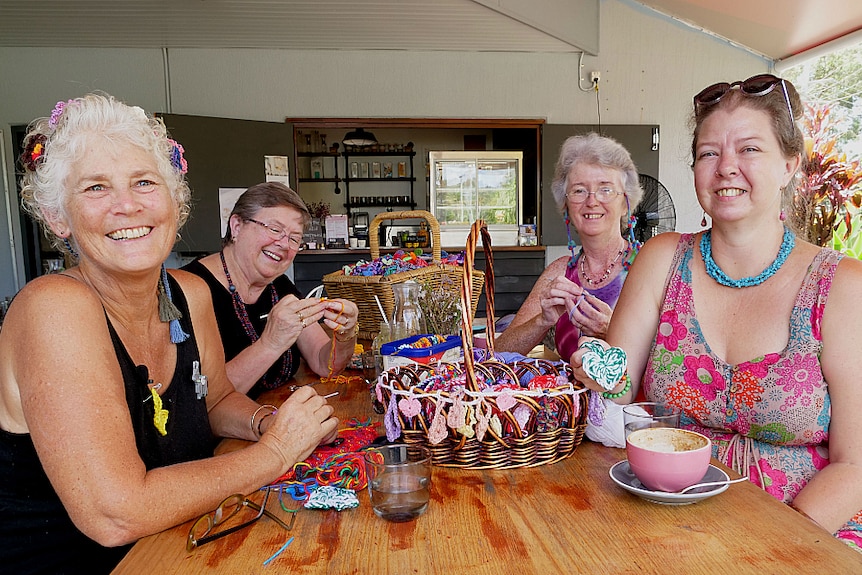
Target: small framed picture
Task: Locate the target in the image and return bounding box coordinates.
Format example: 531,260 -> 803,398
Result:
397,161 -> 407,178
383,162 -> 393,178
350,162 -> 359,178
360,162 -> 369,178
371,162 -> 381,178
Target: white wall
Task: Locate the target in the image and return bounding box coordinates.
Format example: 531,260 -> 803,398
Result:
0,0 -> 768,297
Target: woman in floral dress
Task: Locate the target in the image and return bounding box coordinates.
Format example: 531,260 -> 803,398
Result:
571,75 -> 862,549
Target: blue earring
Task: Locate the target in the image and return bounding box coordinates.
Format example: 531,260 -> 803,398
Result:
63,237 -> 78,258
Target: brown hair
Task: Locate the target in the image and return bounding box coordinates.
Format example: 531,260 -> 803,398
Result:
222,182 -> 310,247
690,77 -> 805,197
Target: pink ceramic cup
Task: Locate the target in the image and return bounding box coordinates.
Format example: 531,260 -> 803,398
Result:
625,427 -> 712,492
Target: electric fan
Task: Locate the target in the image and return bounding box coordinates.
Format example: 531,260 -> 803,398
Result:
634,174 -> 676,243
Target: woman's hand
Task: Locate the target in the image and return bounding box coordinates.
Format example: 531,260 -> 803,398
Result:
540,275 -> 582,328
569,337 -> 606,393
567,292 -> 613,338
319,298 -> 359,340
258,386 -> 339,467
260,295 -> 328,352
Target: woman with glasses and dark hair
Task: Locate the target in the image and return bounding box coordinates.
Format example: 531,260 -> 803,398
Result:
0,94 -> 339,574
182,182 -> 359,397
572,75 -> 862,550
496,132 -> 644,363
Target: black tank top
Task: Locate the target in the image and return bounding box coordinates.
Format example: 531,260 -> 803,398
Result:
0,275 -> 213,574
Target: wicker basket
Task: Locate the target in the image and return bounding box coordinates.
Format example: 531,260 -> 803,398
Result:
375,221 -> 589,469
322,210 -> 484,341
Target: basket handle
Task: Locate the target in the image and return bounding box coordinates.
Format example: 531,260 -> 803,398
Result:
369,210 -> 442,263
460,220 -> 495,391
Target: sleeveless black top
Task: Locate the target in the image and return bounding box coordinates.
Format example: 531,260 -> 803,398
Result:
0,275 -> 213,574
182,257 -> 301,398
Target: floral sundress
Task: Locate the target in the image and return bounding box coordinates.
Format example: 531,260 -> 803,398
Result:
642,233 -> 861,550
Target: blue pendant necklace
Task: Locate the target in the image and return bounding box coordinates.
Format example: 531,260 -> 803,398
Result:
700,226 -> 795,288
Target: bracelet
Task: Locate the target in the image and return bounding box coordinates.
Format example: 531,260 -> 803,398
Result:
602,373 -> 631,399
334,323 -> 359,342
257,413 -> 275,437
251,404 -> 278,438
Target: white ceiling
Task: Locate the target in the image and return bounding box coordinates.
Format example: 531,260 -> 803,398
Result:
0,0 -> 860,62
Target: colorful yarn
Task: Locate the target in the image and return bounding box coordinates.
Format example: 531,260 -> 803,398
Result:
271,419 -> 380,489
342,250 -> 468,277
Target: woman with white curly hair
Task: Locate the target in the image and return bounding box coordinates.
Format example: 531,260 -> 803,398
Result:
0,93 -> 338,574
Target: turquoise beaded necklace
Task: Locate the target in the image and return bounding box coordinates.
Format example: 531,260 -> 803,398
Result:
700,226 -> 795,288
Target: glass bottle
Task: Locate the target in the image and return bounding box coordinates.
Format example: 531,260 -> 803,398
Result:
391,280 -> 426,339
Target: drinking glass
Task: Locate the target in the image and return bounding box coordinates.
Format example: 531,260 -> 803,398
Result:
365,444 -> 432,522
623,402 -> 681,440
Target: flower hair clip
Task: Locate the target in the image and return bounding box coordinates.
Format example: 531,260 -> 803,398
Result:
168,139 -> 188,174
22,134 -> 48,172
49,99 -> 75,129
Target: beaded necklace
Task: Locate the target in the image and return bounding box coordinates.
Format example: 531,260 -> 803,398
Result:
220,251 -> 292,389
564,209 -> 637,274
579,246 -> 625,287
700,226 -> 795,288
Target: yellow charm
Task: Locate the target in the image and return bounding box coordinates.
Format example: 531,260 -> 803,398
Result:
489,414 -> 503,438
457,409 -> 477,438
150,386 -> 169,436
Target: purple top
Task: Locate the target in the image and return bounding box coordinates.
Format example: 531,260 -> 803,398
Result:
554,248 -> 632,361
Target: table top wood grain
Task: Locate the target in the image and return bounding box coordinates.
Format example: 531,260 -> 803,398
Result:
112,361 -> 862,574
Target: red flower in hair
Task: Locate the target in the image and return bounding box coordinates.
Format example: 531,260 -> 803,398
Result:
22,134 -> 48,171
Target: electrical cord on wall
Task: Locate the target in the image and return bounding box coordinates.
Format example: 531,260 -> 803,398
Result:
577,52 -> 597,92
595,81 -> 602,129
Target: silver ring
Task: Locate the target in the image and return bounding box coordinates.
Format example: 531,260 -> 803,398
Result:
301,318 -> 307,328
298,311 -> 304,321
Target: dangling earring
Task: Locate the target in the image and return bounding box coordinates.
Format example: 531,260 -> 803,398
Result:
701,212 -> 708,227
625,195 -> 642,251
63,237 -> 79,259
779,210 -> 786,222
564,209 -> 578,268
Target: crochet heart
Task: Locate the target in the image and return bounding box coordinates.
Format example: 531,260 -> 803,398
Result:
398,397 -> 421,419
496,392 -> 517,412
582,344 -> 627,391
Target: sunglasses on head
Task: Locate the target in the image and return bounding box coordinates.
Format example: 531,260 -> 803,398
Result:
693,74 -> 794,120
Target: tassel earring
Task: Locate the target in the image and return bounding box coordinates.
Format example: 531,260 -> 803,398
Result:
564,209 -> 578,268
625,195 -> 643,251
701,212 -> 708,227
158,264 -> 190,344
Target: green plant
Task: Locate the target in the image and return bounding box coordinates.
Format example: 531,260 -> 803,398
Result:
831,205 -> 862,259
791,102 -> 862,247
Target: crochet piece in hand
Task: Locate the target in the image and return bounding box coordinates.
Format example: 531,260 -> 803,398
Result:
580,340 -> 627,391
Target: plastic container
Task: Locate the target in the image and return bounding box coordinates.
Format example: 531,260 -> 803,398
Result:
380,334 -> 462,368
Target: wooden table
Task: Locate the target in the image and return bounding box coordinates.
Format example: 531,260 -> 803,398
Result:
113,362 -> 862,574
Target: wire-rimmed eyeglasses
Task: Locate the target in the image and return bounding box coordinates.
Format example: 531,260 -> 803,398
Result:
186,489 -> 292,552
246,218 -> 304,251
565,187 -> 623,204
693,73 -> 793,121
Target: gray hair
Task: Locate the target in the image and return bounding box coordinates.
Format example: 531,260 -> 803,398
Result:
19,93 -> 191,256
222,182 -> 310,248
550,133 -> 644,228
